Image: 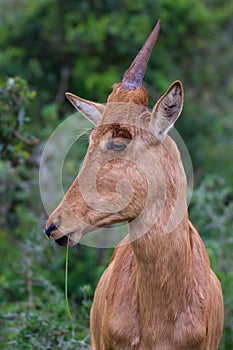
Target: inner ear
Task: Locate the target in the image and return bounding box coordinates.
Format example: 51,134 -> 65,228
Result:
152,81 -> 184,139
65,92 -> 105,125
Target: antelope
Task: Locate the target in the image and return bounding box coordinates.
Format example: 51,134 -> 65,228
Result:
45,20 -> 224,349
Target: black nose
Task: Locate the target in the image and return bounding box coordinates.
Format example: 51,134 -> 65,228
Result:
44,222 -> 58,238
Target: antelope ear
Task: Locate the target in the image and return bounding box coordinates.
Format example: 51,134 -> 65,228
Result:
65,92 -> 105,125
151,81 -> 184,140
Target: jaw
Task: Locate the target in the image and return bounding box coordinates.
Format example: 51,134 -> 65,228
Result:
45,193 -> 138,247
46,209 -> 140,247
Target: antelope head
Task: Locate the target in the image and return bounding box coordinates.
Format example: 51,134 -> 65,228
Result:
45,20 -> 185,246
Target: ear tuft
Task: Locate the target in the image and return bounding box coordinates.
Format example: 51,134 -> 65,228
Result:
152,81 -> 184,139
65,92 -> 104,125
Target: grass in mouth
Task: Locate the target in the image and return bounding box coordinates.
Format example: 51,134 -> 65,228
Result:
65,236 -> 72,319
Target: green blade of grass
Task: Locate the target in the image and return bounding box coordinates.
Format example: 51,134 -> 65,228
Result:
65,237 -> 72,319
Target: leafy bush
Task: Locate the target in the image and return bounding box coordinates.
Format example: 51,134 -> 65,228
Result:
0,279 -> 91,349
190,175 -> 233,349
0,76 -> 37,166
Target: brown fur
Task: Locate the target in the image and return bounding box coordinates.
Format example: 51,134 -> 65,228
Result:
46,111 -> 223,349
88,134 -> 223,350
90,222 -> 223,350
107,83 -> 148,106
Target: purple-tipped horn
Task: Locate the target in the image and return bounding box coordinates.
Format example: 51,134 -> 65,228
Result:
121,19 -> 160,91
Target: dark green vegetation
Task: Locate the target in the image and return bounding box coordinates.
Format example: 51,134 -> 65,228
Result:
0,1 -> 232,349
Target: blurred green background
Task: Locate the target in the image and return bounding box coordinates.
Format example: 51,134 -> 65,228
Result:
0,0 -> 232,349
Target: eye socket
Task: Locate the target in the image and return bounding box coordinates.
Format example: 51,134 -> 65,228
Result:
107,140 -> 127,151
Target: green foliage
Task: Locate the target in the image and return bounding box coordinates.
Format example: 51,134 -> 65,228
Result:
0,77 -> 37,166
0,281 -> 91,349
190,175 -> 233,349
0,208 -> 92,348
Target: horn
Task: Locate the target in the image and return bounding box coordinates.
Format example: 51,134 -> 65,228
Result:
121,19 -> 160,91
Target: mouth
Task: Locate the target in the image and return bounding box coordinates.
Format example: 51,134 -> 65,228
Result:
55,232 -> 78,247
44,220 -> 80,247
45,217 -> 92,247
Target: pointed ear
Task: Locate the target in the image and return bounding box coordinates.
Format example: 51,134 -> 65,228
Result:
65,92 -> 105,125
151,81 -> 184,140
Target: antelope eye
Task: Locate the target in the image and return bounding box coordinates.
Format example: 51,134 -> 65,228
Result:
107,141 -> 127,151
112,141 -> 127,151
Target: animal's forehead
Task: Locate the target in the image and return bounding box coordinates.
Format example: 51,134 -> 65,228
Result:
90,102 -> 153,144
100,102 -> 148,126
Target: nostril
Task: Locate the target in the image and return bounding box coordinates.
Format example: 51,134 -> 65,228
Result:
45,222 -> 58,238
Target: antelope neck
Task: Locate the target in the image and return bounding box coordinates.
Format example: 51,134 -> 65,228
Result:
129,215 -> 192,320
